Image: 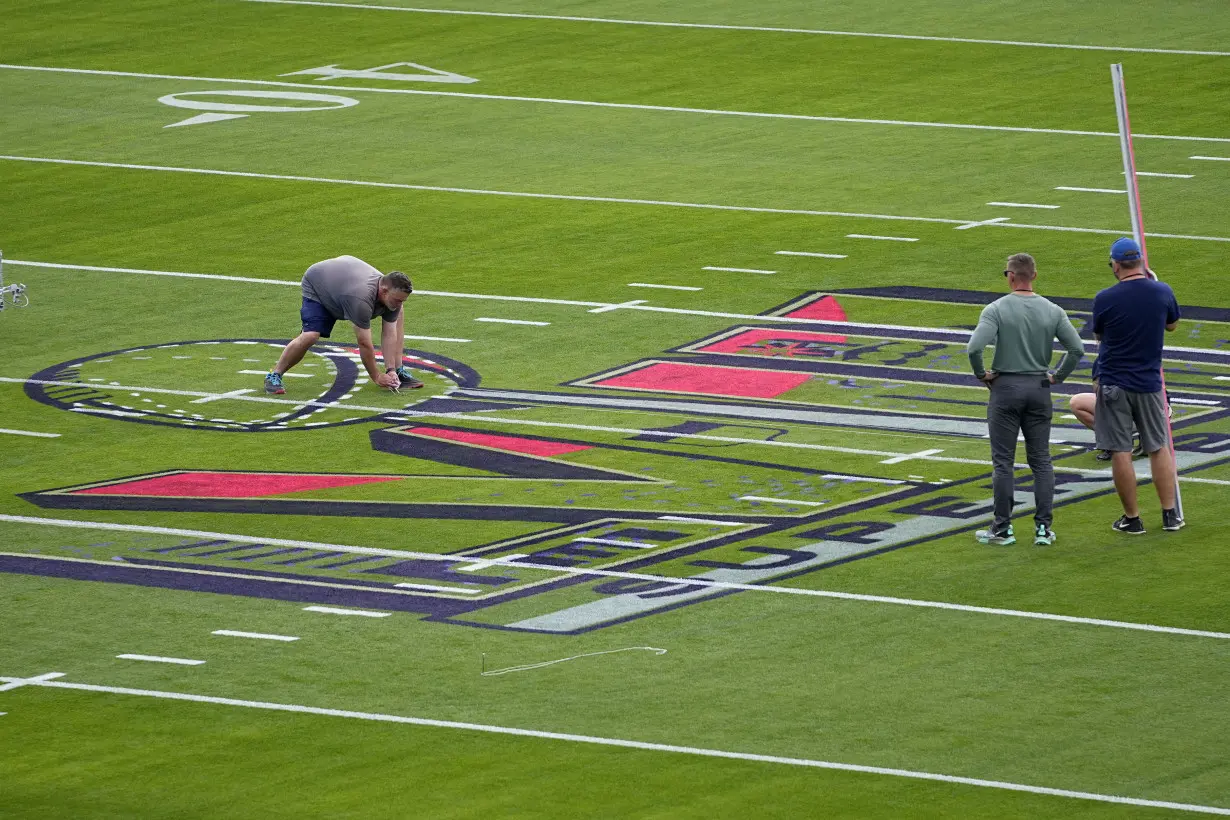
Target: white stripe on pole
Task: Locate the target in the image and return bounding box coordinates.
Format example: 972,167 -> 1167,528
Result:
1110,63 -> 1183,519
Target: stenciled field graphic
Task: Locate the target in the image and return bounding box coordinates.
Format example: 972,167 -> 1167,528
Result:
10,293 -> 1230,633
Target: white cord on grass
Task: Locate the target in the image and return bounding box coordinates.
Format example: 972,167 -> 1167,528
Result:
481,647 -> 667,676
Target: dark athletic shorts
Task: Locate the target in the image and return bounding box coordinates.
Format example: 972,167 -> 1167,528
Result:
300,298 -> 338,337
1094,384 -> 1169,454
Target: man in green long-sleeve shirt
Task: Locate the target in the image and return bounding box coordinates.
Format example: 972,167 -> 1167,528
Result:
966,253 -> 1085,546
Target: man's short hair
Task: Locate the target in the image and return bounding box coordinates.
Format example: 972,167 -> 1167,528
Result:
382,271 -> 413,294
1005,253 -> 1036,277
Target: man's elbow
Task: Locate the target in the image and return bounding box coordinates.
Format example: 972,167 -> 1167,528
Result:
1165,322 -> 1178,332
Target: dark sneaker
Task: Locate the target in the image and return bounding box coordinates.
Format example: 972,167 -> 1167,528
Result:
1161,508 -> 1185,531
1095,449 -> 1112,461
393,366 -> 425,389
1034,525 -> 1055,546
1112,515 -> 1146,535
264,372 -> 286,395
976,524 -> 1015,546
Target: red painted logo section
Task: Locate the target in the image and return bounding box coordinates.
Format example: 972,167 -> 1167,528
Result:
594,362 -> 812,398
76,472 -> 403,498
698,328 -> 848,354
783,294 -> 848,322
409,427 -> 593,457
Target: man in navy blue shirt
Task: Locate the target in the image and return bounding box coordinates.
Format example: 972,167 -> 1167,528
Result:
1092,238 -> 1183,534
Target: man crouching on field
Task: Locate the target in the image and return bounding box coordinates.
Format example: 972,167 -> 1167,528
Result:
265,255 -> 423,394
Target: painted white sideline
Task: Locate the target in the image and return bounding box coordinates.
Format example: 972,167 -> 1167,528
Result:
303,606 -> 391,617
4,159 -> 1230,244
473,317 -> 550,326
987,202 -> 1059,209
3,514 -> 1229,642
6,63 -> 1230,144
116,654 -> 205,665
0,428 -> 60,438
1055,186 -> 1127,194
846,234 -> 919,242
2,673 -> 1228,815
240,0 -> 1230,59
737,496 -> 827,506
211,630 -> 300,642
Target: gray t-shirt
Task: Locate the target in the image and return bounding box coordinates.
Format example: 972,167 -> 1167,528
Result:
301,255 -> 401,330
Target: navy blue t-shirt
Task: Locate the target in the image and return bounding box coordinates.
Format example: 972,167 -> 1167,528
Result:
1091,278 -> 1180,393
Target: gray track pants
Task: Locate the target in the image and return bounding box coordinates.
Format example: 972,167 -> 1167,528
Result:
987,373 -> 1054,530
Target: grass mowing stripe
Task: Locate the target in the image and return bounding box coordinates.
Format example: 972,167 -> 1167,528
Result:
6,158 -> 1230,245
4,674 -> 1230,816
4,515 -> 1229,641
6,64 -> 1230,143
238,0 -> 1230,59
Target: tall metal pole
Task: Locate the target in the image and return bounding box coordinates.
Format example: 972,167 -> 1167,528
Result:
1110,63 -> 1183,518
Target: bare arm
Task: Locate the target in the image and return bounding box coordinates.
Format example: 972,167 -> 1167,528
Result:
380,312 -> 405,372
355,327 -> 399,389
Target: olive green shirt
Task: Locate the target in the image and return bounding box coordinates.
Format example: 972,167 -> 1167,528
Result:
966,293 -> 1084,381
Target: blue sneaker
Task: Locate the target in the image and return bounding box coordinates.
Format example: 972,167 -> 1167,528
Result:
393,366 -> 424,389
264,372 -> 285,394
976,524 -> 1015,546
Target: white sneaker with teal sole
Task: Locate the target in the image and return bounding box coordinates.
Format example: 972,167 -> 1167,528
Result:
976,524 -> 1015,545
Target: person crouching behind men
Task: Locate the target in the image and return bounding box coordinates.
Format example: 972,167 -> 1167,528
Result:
1092,238 -> 1183,534
967,253 -> 1084,546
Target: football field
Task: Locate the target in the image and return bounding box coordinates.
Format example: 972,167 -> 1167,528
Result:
2,1 -> 1229,816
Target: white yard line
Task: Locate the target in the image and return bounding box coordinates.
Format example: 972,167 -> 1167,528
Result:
627,283 -> 703,291
589,300 -> 647,313
456,553 -> 527,571
775,251 -> 847,259
1135,172 -> 1194,179
393,582 -> 483,594
7,63 -> 1230,143
737,496 -> 828,506
846,233 -> 919,242
5,673 -> 1230,815
1055,186 -> 1127,194
5,513 -> 1228,641
474,317 -> 551,326
303,606 -> 391,617
191,388 -> 256,405
954,217 -> 1011,230
657,516 -> 749,526
406,334 -> 472,343
987,201 -> 1059,209
0,672 -> 66,693
0,428 -> 60,438
4,160 -> 1230,244
572,537 -> 655,549
211,630 -> 300,642
239,0 -> 1230,59
1191,156 -> 1230,161
116,654 -> 205,666
880,448 -> 945,465
703,266 -> 776,274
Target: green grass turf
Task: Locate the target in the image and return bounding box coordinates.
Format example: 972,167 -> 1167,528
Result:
1,0 -> 1229,816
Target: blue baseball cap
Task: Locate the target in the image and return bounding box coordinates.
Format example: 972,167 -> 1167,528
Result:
1109,237 -> 1142,262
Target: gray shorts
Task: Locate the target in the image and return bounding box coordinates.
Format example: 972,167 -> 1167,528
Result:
1094,384 -> 1169,454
